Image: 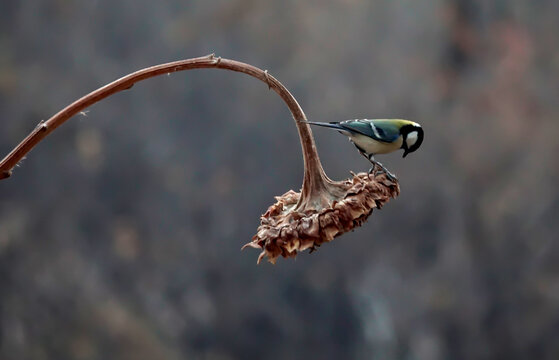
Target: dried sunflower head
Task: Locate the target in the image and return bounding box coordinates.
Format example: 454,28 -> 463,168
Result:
243,172 -> 399,264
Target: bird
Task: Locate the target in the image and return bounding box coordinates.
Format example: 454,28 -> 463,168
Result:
305,119 -> 423,180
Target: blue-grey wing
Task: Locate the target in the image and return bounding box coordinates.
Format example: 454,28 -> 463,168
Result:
338,119 -> 400,143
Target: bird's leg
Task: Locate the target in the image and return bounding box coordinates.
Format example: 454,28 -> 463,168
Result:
358,151 -> 376,178
367,155 -> 397,181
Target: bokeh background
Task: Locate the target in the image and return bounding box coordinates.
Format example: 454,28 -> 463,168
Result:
1,1 -> 559,359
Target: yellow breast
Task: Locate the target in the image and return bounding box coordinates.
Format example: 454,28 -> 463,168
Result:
349,133 -> 403,155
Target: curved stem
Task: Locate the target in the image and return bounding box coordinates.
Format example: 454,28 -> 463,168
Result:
0,54 -> 332,205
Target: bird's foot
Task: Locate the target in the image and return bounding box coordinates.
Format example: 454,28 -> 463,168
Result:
367,164 -> 377,179
375,169 -> 397,181
371,160 -> 397,182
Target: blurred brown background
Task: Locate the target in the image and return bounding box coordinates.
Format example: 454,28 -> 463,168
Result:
1,1 -> 559,359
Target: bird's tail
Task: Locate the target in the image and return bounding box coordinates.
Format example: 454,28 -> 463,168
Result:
303,121 -> 345,130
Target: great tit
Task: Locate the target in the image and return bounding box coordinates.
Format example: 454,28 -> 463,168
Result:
305,119 -> 423,180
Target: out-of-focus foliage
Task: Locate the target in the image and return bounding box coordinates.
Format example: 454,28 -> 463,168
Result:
1,1 -> 559,359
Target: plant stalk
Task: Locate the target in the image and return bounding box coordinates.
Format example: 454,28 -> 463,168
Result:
0,54 -> 333,208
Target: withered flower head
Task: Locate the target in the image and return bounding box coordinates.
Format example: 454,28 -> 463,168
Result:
243,172 -> 399,264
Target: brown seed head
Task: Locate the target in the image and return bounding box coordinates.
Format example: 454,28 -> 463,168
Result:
243,172 -> 399,264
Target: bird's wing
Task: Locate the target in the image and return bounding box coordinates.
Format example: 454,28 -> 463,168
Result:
338,119 -> 401,143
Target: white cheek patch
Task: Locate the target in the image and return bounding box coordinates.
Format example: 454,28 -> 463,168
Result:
406,131 -> 418,148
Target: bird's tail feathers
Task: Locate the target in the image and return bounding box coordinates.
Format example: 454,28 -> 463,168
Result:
303,121 -> 345,130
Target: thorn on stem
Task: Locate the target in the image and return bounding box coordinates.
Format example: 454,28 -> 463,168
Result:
36,120 -> 48,132
264,70 -> 272,90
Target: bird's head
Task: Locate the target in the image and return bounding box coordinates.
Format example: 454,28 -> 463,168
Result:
400,122 -> 424,158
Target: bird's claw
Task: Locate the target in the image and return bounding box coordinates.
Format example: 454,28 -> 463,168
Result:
376,169 -> 397,181
367,164 -> 377,179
